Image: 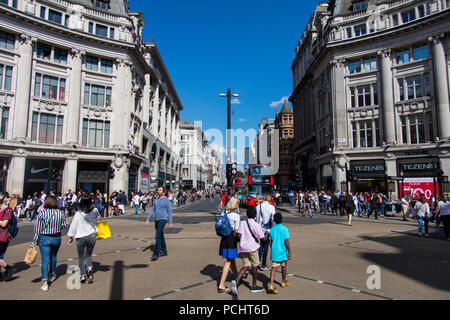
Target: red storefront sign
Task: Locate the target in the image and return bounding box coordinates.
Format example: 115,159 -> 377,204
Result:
399,178 -> 440,200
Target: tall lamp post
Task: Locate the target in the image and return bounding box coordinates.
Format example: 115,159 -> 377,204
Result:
220,89 -> 239,196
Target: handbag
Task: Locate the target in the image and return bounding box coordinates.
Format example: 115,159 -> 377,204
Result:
96,221 -> 111,240
24,247 -> 38,265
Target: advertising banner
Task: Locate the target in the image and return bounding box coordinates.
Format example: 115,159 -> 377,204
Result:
141,172 -> 149,193
399,178 -> 440,200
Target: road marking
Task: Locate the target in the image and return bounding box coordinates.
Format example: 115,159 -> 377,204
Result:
317,280 -> 324,284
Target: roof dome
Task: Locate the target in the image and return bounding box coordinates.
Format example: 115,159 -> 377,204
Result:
280,101 -> 292,113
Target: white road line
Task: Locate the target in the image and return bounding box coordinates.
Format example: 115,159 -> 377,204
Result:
317,280 -> 324,284
352,289 -> 361,293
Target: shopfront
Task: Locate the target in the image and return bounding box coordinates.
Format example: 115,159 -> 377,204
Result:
77,161 -> 108,194
24,158 -> 63,196
397,157 -> 441,200
350,160 -> 387,194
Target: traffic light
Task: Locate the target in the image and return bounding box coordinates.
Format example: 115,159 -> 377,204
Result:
50,167 -> 59,181
108,166 -> 115,179
346,170 -> 353,182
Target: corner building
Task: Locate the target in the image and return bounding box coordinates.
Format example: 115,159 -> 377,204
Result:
0,0 -> 182,196
290,0 -> 450,198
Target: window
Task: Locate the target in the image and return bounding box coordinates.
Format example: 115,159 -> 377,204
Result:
398,74 -> 430,101
363,57 -> 377,72
110,28 -> 115,39
354,24 -> 367,37
348,57 -> 377,74
401,10 -> 416,23
359,121 -> 373,148
82,119 -> 110,148
354,1 -> 367,11
401,117 -> 407,144
48,9 -> 62,24
0,65 -> 12,91
95,24 -> 108,37
427,113 -> 434,142
358,85 -> 371,107
100,59 -> 113,74
418,5 -> 425,18
395,48 -> 410,64
86,55 -> 113,74
85,55 -> 99,71
40,6 -> 46,19
347,27 -> 352,39
350,84 -> 377,108
393,14 -> 399,26
0,108 -> 8,139
413,44 -> 429,61
33,73 -> 65,101
64,15 -> 69,27
36,43 -> 51,60
84,84 -> 112,108
410,115 -> 425,144
0,31 -> 14,51
95,0 -> 109,10
53,47 -> 68,64
352,123 -> 358,148
88,22 -> 94,34
348,60 -> 361,74
31,112 -> 63,144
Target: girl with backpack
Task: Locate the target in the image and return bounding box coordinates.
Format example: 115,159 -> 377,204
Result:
217,197 -> 241,293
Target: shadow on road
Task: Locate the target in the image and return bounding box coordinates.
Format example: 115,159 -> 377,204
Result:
109,260 -> 149,300
357,230 -> 450,292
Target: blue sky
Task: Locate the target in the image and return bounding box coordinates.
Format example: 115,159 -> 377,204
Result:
130,0 -> 319,150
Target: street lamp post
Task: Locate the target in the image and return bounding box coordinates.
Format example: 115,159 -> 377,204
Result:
220,89 -> 239,196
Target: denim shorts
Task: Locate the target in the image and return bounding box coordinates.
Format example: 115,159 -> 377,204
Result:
0,241 -> 9,259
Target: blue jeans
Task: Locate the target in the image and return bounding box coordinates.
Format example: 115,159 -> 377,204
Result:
76,233 -> 96,277
417,217 -> 429,235
135,205 -> 139,215
380,204 -> 385,216
320,202 -> 327,214
38,235 -> 61,281
154,220 -> 167,257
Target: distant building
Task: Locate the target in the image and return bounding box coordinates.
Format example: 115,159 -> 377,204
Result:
275,101 -> 295,191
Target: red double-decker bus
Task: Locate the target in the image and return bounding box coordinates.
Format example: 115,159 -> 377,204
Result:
242,164 -> 274,207
234,177 -> 243,200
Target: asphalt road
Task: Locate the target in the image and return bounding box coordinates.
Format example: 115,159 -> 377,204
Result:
3,198 -> 450,301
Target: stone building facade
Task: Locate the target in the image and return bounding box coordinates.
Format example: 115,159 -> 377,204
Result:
290,0 -> 450,197
0,0 -> 182,196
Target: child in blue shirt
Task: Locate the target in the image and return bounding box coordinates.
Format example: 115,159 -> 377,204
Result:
268,212 -> 292,294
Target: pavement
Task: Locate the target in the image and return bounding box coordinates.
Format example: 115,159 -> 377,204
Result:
1,198 -> 449,300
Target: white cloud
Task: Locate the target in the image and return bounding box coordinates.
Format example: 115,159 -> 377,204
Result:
231,98 -> 241,105
270,96 -> 289,108
237,118 -> 246,122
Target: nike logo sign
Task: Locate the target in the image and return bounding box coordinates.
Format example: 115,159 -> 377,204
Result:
30,167 -> 49,174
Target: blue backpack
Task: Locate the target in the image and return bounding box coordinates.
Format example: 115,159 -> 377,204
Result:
8,213 -> 18,238
1,209 -> 18,238
215,212 -> 233,237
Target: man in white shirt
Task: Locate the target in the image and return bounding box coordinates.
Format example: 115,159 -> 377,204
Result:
133,193 -> 140,215
141,193 -> 149,214
256,194 -> 276,271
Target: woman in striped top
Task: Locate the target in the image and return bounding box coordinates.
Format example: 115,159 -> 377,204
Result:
31,195 -> 70,292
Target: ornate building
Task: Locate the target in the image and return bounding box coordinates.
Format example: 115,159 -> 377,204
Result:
275,101 -> 295,190
0,0 -> 182,196
290,0 -> 450,197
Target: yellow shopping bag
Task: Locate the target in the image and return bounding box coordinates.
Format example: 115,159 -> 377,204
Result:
96,221 -> 111,240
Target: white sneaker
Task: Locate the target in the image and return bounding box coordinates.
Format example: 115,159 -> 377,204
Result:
40,284 -> 49,292
231,280 -> 238,296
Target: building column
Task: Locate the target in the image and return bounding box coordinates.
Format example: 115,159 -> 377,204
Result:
378,49 -> 396,145
110,158 -> 128,193
7,154 -> 26,196
63,157 -> 78,193
13,34 -> 35,140
429,35 -> 450,140
67,49 -> 84,144
113,59 -> 130,148
330,59 -> 348,148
